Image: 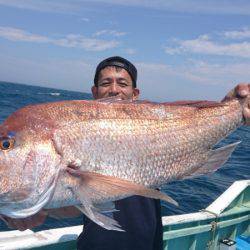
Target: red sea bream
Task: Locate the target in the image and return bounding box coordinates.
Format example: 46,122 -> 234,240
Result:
0,96 -> 248,230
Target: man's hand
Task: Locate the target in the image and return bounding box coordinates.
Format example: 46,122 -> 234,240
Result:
222,83 -> 250,125
0,210 -> 48,231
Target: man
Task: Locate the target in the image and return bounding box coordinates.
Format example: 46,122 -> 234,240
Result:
77,56 -> 163,250
2,57 -> 250,249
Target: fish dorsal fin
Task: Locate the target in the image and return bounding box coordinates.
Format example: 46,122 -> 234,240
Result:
95,95 -> 133,104
95,95 -> 122,103
67,167 -> 178,231
186,101 -> 224,109
182,141 -> 240,180
161,100 -> 224,109
96,98 -> 222,106
95,96 -> 153,104
96,97 -> 224,109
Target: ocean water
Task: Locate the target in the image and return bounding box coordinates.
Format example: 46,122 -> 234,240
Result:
0,81 -> 249,231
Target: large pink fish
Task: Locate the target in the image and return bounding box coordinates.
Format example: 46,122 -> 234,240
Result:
0,96 -> 248,230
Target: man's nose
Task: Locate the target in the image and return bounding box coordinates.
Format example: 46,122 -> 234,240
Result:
109,83 -> 120,95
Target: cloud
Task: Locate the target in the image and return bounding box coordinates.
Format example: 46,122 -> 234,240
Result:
124,48 -> 136,55
90,0 -> 250,15
223,27 -> 250,40
80,17 -> 90,22
164,34 -> 250,58
1,0 -> 250,15
52,34 -> 119,51
137,62 -> 175,75
178,60 -> 250,85
0,0 -> 78,14
93,30 -> 127,37
0,26 -> 119,51
0,26 -> 50,43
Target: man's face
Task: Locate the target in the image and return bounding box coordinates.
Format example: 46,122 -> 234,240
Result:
91,66 -> 139,100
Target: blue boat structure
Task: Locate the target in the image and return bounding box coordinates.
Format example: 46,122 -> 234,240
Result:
0,180 -> 249,250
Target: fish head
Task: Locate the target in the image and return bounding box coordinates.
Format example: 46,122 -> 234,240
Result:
0,106 -> 62,217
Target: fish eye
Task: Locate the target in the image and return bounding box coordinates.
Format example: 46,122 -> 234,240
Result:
0,137 -> 15,150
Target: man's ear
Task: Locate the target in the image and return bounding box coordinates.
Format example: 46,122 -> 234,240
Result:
91,86 -> 98,99
133,88 -> 140,100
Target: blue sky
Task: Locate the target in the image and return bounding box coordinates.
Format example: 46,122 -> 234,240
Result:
0,0 -> 250,101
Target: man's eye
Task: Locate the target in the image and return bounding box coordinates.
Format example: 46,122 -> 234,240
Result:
119,82 -> 128,87
99,82 -> 110,87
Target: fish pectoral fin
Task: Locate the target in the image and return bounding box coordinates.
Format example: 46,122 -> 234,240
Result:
184,141 -> 241,179
94,201 -> 119,214
74,182 -> 123,231
70,170 -> 178,231
76,204 -> 124,232
67,168 -> 178,206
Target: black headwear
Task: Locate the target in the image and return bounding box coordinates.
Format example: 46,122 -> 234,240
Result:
94,56 -> 137,88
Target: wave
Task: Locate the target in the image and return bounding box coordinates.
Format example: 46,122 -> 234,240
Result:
37,92 -> 61,96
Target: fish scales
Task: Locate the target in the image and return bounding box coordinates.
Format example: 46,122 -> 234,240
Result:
50,100 -> 242,190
